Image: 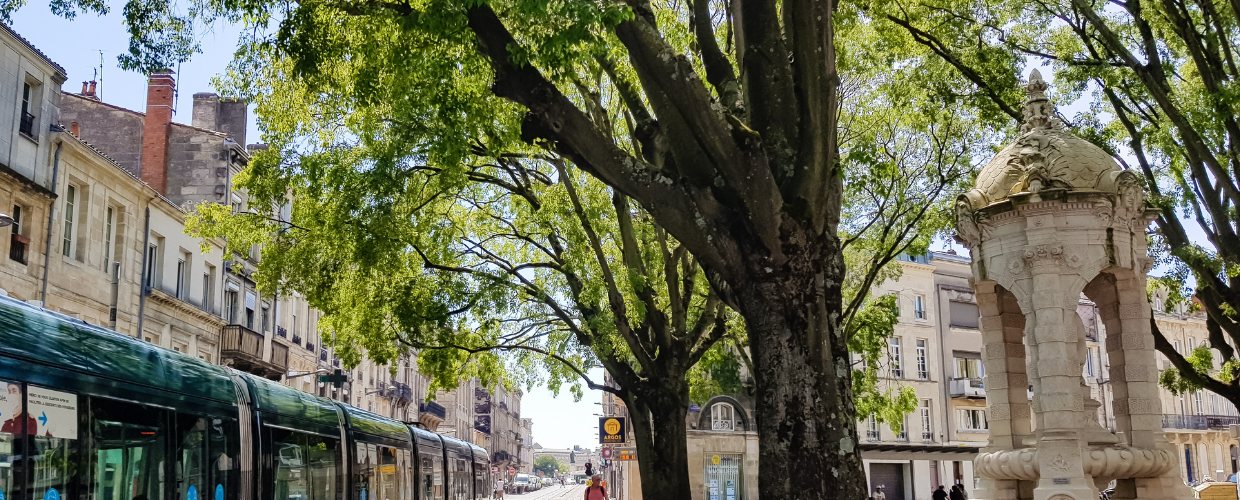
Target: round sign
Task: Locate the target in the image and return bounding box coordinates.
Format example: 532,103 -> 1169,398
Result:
491,467 -> 498,474
601,447 -> 612,459
215,485 -> 224,500
604,418 -> 621,435
44,489 -> 60,500
711,455 -> 721,465
188,486 -> 198,500
508,468 -> 516,475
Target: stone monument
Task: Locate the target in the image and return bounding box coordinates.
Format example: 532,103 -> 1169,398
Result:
954,70 -> 1191,500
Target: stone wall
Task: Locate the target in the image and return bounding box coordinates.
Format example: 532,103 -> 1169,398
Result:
59,94 -> 145,177
165,124 -> 231,208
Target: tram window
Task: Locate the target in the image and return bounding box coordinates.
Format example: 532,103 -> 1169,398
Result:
398,450 -> 411,500
270,428 -> 340,500
354,443 -> 372,500
176,415 -> 208,500
89,397 -> 166,500
0,381 -> 25,500
208,419 -> 240,500
378,447 -> 398,500
429,455 -> 443,500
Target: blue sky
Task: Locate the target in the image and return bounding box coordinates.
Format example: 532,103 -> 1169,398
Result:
9,7 -> 604,450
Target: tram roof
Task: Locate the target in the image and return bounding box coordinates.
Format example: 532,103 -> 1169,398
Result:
242,371 -> 342,426
341,404 -> 413,443
411,424 -> 446,449
0,294 -> 236,403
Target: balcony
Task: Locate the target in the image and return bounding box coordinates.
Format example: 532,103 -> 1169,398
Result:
291,334 -> 302,345
949,378 -> 986,398
922,432 -> 934,444
220,324 -> 287,380
277,326 -> 287,338
1162,414 -> 1240,430
420,401 -> 447,420
380,382 -> 414,405
1163,414 -> 1207,430
865,428 -> 881,442
19,112 -> 34,137
9,233 -> 28,264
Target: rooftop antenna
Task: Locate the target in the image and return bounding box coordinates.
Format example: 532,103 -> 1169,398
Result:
173,60 -> 182,115
98,50 -> 104,101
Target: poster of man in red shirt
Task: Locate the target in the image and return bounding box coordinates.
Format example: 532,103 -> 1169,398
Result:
0,382 -> 34,435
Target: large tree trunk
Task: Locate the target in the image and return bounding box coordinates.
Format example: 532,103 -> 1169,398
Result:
738,235 -> 867,500
625,383 -> 693,500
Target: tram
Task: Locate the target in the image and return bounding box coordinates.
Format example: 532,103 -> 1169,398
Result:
0,294 -> 493,500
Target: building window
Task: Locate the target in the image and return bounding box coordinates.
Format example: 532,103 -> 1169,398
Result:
894,415 -> 909,442
245,292 -> 256,329
175,258 -> 187,299
145,243 -> 159,289
920,400 -> 933,443
102,206 -> 115,271
203,265 -> 215,311
1085,347 -> 1097,378
62,185 -> 76,257
231,193 -> 242,214
292,313 -> 300,344
1196,391 -> 1205,415
916,339 -> 929,380
949,301 -> 979,329
8,204 -> 26,264
711,403 -> 735,431
224,289 -> 238,323
959,409 -> 987,431
955,352 -> 984,379
913,295 -> 926,320
19,81 -> 37,136
889,337 -> 903,378
865,415 -> 880,441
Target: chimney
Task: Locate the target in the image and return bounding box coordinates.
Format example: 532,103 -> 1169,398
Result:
217,98 -> 248,146
80,81 -> 98,100
192,92 -> 219,130
69,121 -> 79,136
141,71 -> 175,195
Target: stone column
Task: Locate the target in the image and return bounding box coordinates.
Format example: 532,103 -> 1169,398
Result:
1023,254 -> 1095,500
975,282 -> 1034,500
1089,269 -> 1188,500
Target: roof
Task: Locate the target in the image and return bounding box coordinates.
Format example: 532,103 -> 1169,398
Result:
961,70 -> 1125,211
0,22 -> 66,79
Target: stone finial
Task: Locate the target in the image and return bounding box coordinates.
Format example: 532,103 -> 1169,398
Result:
1021,69 -> 1063,133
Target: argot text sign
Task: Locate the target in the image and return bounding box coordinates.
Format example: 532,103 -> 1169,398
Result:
599,416 -> 625,444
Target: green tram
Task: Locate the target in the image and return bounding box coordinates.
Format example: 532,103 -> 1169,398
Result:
0,294 -> 492,500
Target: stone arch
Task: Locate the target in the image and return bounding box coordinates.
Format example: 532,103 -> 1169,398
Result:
698,395 -> 751,432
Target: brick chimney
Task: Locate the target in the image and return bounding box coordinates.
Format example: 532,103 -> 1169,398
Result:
69,121 -> 79,136
80,81 -> 98,100
141,71 -> 175,195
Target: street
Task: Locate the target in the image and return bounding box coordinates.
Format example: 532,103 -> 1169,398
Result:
505,485 -> 588,500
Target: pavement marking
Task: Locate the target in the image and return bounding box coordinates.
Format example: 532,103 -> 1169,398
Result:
504,484 -> 587,500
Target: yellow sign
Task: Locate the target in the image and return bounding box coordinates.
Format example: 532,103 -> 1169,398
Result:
711,455 -> 721,465
599,416 -> 626,444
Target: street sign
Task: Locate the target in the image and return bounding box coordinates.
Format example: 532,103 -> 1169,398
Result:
601,447 -> 612,459
599,416 -> 626,444
318,369 -> 348,388
491,467 -> 498,474
508,468 -> 516,475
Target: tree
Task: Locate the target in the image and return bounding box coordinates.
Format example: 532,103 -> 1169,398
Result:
860,0 -> 1240,411
534,455 -> 565,477
35,1 -> 980,498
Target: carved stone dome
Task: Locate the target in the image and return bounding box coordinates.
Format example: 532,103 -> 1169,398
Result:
960,70 -> 1126,211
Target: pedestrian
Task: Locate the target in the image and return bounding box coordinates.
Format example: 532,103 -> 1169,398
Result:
584,474 -> 606,500
950,484 -> 964,500
494,477 -> 505,500
934,485 -> 948,500
874,485 -> 887,500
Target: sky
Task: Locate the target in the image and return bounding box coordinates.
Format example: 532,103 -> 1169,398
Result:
7,7 -> 606,450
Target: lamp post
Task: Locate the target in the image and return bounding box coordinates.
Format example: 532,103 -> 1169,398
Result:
0,213 -> 14,228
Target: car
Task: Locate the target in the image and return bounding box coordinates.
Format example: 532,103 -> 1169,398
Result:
513,474 -> 533,493
542,478 -> 555,486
